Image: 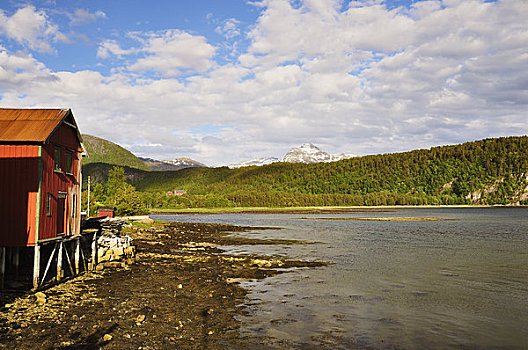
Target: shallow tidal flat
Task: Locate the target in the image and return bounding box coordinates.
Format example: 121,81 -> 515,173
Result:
0,221 -> 326,350
295,216 -> 450,221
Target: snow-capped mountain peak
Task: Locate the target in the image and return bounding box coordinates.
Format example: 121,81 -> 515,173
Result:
228,157 -> 280,169
283,144 -> 332,163
299,143 -> 323,153
228,144 -> 355,168
140,157 -> 206,171
162,158 -> 205,167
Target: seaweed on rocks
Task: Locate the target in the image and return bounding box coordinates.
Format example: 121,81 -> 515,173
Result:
0,221 -> 327,350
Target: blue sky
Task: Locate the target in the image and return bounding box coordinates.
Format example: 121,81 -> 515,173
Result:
2,0 -> 260,72
0,0 -> 526,165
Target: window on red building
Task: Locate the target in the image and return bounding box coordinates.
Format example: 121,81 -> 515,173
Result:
54,146 -> 62,172
65,150 -> 73,175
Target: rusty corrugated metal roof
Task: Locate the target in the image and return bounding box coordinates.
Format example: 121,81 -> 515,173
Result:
0,108 -> 70,142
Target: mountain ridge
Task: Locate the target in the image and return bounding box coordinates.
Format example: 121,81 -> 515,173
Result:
125,136 -> 528,207
82,134 -> 150,171
229,143 -> 354,168
283,143 -> 354,163
81,134 -> 205,172
139,157 -> 206,171
81,135 -> 528,207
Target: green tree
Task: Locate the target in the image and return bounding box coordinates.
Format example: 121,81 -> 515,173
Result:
92,183 -> 106,203
105,166 -> 147,215
113,183 -> 148,216
106,166 -> 127,201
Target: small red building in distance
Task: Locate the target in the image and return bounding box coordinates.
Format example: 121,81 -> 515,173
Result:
166,190 -> 186,196
0,108 -> 84,247
97,207 -> 115,218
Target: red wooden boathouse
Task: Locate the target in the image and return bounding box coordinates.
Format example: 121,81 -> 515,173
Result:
0,108 -> 84,288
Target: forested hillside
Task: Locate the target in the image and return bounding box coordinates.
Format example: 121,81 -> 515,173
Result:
82,134 -> 150,171
123,136 -> 528,208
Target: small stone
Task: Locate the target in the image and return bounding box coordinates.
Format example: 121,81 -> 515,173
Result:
34,292 -> 47,305
103,334 -> 112,342
177,284 -> 183,289
208,331 -> 214,335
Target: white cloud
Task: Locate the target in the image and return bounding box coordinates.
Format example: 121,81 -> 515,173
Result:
0,48 -> 57,89
97,40 -> 138,59
67,8 -> 106,25
0,6 -> 65,53
98,30 -> 216,77
215,18 -> 241,39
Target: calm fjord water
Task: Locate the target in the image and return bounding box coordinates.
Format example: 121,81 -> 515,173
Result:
153,208 -> 528,349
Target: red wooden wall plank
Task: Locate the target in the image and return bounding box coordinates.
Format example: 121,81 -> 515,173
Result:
0,145 -> 39,246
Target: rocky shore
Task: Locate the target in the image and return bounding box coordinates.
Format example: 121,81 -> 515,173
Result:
0,221 -> 326,349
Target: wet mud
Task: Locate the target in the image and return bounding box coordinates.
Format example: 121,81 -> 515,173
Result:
0,221 -> 327,349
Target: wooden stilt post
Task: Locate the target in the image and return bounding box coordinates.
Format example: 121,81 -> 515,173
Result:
13,247 -> 19,279
91,232 -> 97,271
80,243 -> 88,271
57,241 -> 63,281
75,238 -> 80,275
40,244 -> 57,287
33,245 -> 40,290
63,242 -> 74,276
5,248 -> 11,271
0,247 -> 5,289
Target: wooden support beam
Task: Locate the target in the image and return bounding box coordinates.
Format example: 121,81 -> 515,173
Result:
13,247 -> 19,279
63,242 -> 74,276
74,238 -> 80,275
6,248 -> 11,270
40,244 -> 57,287
79,242 -> 88,272
57,241 -> 63,281
33,245 -> 40,290
91,232 -> 97,271
0,247 -> 5,289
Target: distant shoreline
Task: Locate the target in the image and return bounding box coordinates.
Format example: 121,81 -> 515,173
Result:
149,204 -> 527,215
